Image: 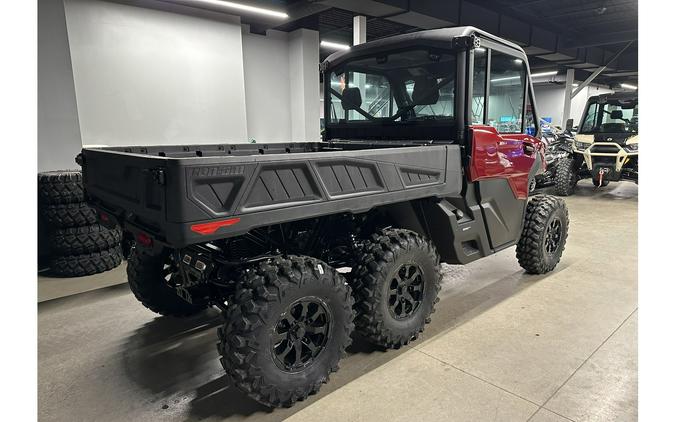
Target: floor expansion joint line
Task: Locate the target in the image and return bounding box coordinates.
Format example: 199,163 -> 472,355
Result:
413,348 -> 542,409
528,407 -> 576,422
525,307 -> 638,422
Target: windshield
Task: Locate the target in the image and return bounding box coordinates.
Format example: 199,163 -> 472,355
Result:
580,99 -> 638,134
327,49 -> 456,126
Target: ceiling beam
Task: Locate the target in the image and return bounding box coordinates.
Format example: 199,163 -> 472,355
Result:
571,41 -> 633,97
561,30 -> 638,48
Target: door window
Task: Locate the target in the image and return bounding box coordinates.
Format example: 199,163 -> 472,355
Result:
524,89 -> 536,136
487,51 -> 527,133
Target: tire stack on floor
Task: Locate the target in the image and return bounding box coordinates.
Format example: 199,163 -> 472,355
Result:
38,170 -> 123,277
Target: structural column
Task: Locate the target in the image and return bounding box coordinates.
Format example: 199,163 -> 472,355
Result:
353,15 -> 366,45
38,0 -> 82,171
289,28 -> 321,142
561,68 -> 575,126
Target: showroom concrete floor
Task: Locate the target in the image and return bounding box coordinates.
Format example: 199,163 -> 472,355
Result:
38,180 -> 638,422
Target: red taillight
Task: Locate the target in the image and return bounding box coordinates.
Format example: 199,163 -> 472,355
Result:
99,211 -> 110,223
136,232 -> 153,247
190,218 -> 240,235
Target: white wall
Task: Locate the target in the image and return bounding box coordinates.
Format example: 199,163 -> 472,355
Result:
533,83 -> 614,127
38,0 -> 82,172
63,0 -> 249,146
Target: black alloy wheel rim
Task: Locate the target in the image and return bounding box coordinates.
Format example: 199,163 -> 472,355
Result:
544,218 -> 563,255
162,254 -> 181,286
388,264 -> 425,320
272,298 -> 331,372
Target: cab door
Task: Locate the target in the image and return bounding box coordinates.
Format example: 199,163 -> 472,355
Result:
467,47 -> 543,250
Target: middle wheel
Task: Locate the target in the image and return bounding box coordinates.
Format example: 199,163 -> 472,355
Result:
351,228 -> 441,349
218,255 -> 355,408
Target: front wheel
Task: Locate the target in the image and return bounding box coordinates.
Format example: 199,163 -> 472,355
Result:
218,255 -> 355,408
517,195 -> 569,274
553,158 -> 578,196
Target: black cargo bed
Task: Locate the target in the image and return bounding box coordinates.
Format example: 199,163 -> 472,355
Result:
81,141 -> 463,247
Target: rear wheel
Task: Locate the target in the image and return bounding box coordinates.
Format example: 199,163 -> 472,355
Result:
517,195 -> 569,274
553,158 -> 578,196
127,248 -> 207,317
218,255 -> 354,408
350,228 -> 441,349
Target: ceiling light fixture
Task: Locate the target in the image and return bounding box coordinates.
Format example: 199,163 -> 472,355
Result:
620,83 -> 637,90
185,0 -> 288,19
321,40 -> 351,50
531,71 -> 558,78
491,76 -> 520,82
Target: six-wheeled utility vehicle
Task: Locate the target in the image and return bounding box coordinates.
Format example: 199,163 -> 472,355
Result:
554,92 -> 638,195
80,27 -> 569,408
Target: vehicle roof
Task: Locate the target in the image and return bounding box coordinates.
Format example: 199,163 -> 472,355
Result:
588,91 -> 638,102
323,26 -> 525,69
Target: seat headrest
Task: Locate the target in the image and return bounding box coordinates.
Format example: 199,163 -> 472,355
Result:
412,77 -> 440,105
341,87 -> 362,111
610,109 -> 624,120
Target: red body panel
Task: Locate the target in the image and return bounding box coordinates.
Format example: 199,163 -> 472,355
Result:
468,125 -> 544,200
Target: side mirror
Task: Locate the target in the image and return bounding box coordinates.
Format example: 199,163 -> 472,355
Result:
565,118 -> 574,131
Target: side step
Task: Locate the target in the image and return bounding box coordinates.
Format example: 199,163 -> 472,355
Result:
422,199 -> 491,265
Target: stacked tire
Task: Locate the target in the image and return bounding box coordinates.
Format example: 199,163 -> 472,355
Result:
38,170 -> 123,277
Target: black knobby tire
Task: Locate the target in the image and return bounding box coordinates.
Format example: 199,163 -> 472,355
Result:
553,158 -> 578,196
38,170 -> 84,205
516,195 -> 569,274
41,202 -> 98,228
49,246 -> 123,277
350,228 -> 441,349
127,248 -> 207,317
218,255 -> 355,408
49,224 -> 122,256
